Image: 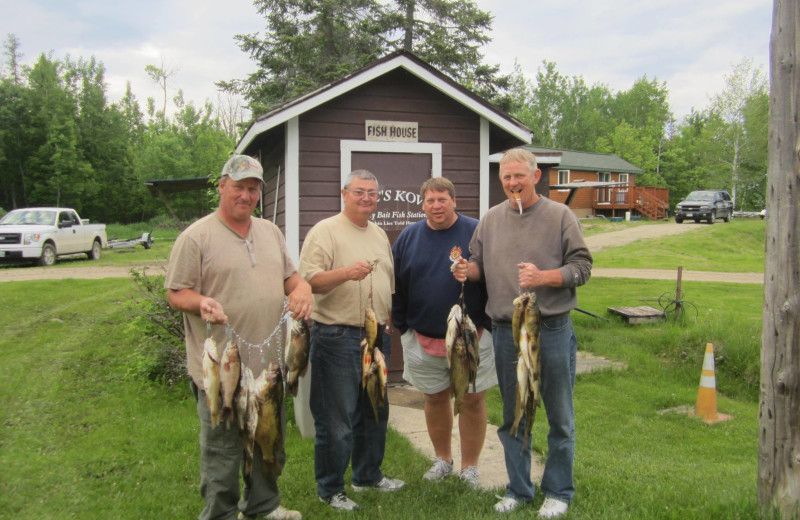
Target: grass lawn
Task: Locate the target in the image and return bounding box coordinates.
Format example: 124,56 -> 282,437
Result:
0,269 -> 763,519
590,218 -> 766,273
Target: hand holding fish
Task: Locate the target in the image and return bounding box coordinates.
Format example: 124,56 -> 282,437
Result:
452,257 -> 469,283
200,297 -> 228,324
286,282 -> 313,321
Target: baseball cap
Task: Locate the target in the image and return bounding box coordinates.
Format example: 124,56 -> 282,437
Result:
221,155 -> 264,182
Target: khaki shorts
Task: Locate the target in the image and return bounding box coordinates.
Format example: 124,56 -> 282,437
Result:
401,328 -> 498,395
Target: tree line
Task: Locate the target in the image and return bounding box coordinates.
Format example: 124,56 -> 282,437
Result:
0,0 -> 769,223
0,36 -> 234,223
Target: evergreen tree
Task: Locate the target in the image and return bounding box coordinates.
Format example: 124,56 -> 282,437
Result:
224,0 -> 507,114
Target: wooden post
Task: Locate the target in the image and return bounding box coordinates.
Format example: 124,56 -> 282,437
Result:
758,1 -> 800,517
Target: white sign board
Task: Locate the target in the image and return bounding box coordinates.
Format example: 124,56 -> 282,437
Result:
365,120 -> 419,142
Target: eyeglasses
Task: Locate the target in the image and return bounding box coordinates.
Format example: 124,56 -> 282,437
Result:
348,188 -> 379,199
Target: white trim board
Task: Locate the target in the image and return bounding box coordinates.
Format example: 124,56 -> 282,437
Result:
340,140 -> 442,211
237,55 -> 531,153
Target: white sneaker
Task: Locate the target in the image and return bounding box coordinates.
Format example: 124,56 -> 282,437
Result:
538,497 -> 569,518
459,466 -> 479,488
494,495 -> 520,513
319,492 -> 359,511
423,457 -> 454,481
264,506 -> 302,520
238,508 -> 302,520
351,476 -> 405,493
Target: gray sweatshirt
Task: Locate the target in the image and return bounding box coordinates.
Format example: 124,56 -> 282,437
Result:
469,197 -> 593,320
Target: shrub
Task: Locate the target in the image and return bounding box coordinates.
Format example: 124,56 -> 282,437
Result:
125,267 -> 187,386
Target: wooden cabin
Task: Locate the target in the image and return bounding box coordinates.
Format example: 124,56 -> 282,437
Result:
519,146 -> 669,220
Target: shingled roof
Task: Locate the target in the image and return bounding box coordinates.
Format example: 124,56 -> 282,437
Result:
525,146 -> 643,174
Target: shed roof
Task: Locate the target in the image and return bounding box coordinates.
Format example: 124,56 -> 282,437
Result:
525,146 -> 643,174
236,50 -> 532,153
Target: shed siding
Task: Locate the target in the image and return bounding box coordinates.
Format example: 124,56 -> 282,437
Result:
297,68 -> 480,243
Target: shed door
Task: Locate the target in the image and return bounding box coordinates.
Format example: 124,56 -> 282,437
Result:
351,151 -> 432,383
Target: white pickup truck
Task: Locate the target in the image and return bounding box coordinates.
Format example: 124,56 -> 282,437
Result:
0,207 -> 108,266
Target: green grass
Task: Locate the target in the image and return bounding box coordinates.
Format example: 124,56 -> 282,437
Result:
580,218 -> 663,237
591,219 -> 766,272
0,219 -> 769,519
0,272 -> 763,519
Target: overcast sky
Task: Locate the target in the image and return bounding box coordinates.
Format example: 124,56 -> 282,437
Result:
1,0 -> 772,124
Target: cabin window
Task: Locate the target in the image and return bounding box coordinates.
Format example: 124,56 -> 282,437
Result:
558,170 -> 570,192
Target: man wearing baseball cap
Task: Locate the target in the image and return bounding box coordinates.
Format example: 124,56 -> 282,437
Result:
166,154 -> 312,520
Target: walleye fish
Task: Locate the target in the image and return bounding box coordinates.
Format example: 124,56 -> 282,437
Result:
450,336 -> 470,416
202,336 -> 221,428
524,292 -> 542,419
364,361 -> 382,422
445,303 -> 462,369
284,319 -> 310,397
253,362 -> 284,476
373,347 -> 388,402
511,350 -> 529,437
511,294 -> 527,353
361,337 -> 372,389
236,366 -> 257,477
510,291 -> 542,445
462,313 -> 480,392
365,308 -> 378,350
219,340 -> 240,425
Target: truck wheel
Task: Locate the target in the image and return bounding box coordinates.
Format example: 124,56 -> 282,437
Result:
708,212 -> 716,224
675,217 -> 683,224
37,243 -> 57,267
88,239 -> 102,260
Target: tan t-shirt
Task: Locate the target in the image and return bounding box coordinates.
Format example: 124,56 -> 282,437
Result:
299,213 -> 394,326
164,213 -> 296,388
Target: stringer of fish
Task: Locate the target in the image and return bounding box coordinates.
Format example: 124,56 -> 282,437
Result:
510,292 -> 542,446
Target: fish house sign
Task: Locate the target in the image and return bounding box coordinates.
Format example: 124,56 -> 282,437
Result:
365,120 -> 419,142
235,49 -> 531,384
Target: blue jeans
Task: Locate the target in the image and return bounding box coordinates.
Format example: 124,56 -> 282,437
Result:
191,381 -> 283,520
493,313 -> 577,503
309,323 -> 392,498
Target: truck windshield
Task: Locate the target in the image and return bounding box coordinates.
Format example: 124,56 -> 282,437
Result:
0,210 -> 57,225
685,192 -> 714,202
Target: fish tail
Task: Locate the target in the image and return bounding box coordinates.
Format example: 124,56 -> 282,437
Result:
221,406 -> 233,422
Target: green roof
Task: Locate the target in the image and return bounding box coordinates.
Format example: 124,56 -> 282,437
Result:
525,146 -> 643,174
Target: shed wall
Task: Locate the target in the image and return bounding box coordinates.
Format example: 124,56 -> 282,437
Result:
296,68 -> 481,243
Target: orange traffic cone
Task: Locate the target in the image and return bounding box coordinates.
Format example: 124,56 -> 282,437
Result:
692,343 -> 732,424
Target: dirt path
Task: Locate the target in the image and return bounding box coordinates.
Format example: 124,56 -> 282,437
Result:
0,222 -> 763,284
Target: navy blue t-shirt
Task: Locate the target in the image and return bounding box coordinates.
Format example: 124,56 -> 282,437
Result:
392,214 -> 490,337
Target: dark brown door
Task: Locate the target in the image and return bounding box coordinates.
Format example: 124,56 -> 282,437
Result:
351,151 -> 432,382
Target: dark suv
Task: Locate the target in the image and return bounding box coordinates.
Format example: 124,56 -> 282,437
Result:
674,190 -> 734,224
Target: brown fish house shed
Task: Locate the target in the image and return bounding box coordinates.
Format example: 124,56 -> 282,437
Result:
236,50 -> 532,381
